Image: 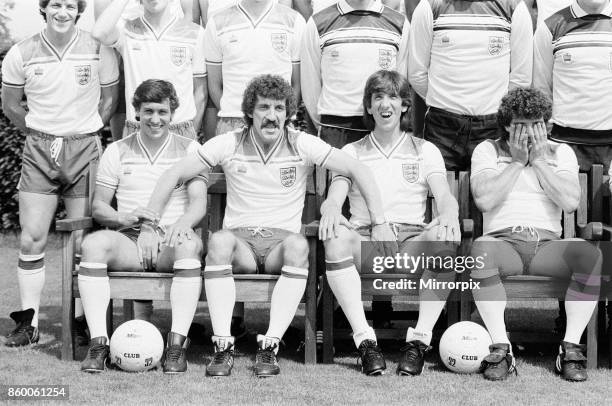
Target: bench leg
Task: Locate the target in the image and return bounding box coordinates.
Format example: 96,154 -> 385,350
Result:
322,275 -> 334,363
304,238 -> 317,364
123,300 -> 135,321
587,304 -> 598,369
106,300 -> 114,337
61,231 -> 76,361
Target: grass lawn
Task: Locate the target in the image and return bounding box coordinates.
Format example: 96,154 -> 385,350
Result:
0,233 -> 611,405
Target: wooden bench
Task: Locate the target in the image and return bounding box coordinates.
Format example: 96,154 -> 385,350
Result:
57,172 -> 319,364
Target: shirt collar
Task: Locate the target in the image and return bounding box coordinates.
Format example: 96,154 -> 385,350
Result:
571,0 -> 612,18
337,0 -> 384,15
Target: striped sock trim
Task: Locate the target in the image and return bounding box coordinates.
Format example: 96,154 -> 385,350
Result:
325,256 -> 354,271
17,252 -> 45,273
78,274 -> 109,283
567,272 -> 601,300
174,259 -> 202,277
281,265 -> 308,280
326,265 -> 356,277
79,262 -> 108,277
204,264 -> 232,279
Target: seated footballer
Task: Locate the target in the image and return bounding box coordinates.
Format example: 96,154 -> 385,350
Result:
469,87 -> 602,382
78,79 -> 206,374
147,74 -> 394,377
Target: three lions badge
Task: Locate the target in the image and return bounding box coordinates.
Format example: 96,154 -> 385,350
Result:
170,46 -> 187,66
280,167 -> 296,187
74,65 -> 91,85
402,163 -> 419,183
271,33 -> 288,53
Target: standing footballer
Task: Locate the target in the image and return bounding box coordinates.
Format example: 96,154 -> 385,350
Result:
1,0 -> 118,346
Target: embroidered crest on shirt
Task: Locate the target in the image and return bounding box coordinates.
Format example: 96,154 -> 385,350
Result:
271,33 -> 288,53
74,65 -> 91,85
562,53 -> 573,64
280,167 -> 296,187
378,49 -> 393,69
488,36 -> 504,56
402,163 -> 419,183
170,46 -> 187,66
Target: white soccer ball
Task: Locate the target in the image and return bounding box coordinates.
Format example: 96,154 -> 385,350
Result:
439,321 -> 492,374
110,320 -> 164,372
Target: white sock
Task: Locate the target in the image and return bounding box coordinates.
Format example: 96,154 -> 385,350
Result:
405,327 -> 432,346
475,301 -> 510,344
204,265 -> 235,336
212,335 -> 235,350
325,258 -> 374,348
265,266 -> 308,339
564,300 -> 598,344
170,259 -> 202,336
78,262 -> 110,340
257,334 -> 281,354
414,300 -> 446,337
17,253 -> 45,328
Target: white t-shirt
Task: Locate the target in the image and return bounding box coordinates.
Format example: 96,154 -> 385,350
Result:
196,127 -> 333,232
1,29 -> 119,136
471,139 -> 579,236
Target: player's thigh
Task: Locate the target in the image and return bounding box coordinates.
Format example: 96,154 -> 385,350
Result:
19,191 -> 58,251
470,235 -> 523,277
323,225 -> 363,267
263,232 -> 309,273
63,196 -> 89,218
86,230 -> 142,271
529,238 -> 600,278
230,234 -> 258,274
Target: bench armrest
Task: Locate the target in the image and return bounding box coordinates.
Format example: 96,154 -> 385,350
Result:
577,222 -> 603,241
56,217 -> 94,232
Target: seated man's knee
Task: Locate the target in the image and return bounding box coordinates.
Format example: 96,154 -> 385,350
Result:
567,239 -> 602,276
80,231 -> 115,262
206,230 -> 236,263
174,231 -> 203,258
282,233 -> 309,263
19,230 -> 47,254
323,225 -> 356,259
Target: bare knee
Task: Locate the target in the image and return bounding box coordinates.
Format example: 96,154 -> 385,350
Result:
20,230 -> 48,255
174,232 -> 203,259
206,229 -> 236,264
81,231 -> 115,262
282,233 -> 309,267
323,225 -> 356,260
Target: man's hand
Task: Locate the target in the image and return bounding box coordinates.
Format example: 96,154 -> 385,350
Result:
508,123 -> 529,166
370,223 -> 398,257
319,201 -> 354,240
137,224 -> 161,271
131,206 -> 160,223
426,214 -> 461,242
529,121 -> 549,164
164,219 -> 193,247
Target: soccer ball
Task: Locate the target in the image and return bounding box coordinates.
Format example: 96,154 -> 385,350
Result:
109,320 -> 164,372
439,321 -> 492,374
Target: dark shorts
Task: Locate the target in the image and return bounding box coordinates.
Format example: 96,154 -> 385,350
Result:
18,129 -> 102,198
423,106 -> 499,171
125,120 -> 196,139
319,115 -> 369,149
117,226 -> 141,243
356,223 -> 425,244
117,52 -> 126,114
230,227 -> 293,273
551,124 -> 612,172
485,227 -> 559,274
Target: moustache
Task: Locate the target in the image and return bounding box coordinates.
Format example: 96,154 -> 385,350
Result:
261,120 -> 279,129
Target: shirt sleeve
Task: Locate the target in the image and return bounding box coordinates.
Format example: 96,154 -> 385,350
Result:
203,17 -> 222,66
422,141 -> 446,180
96,143 -> 121,190
330,143 -> 356,186
554,143 -> 579,174
300,17 -> 323,124
470,141 -> 499,177
110,25 -> 127,55
193,26 -> 207,78
1,45 -> 25,88
509,1 -> 534,89
291,13 -> 306,65
196,131 -> 235,170
98,45 -> 120,87
187,141 -> 210,182
395,18 -> 410,77
532,19 -> 554,99
297,132 -> 334,167
407,0 -> 433,99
